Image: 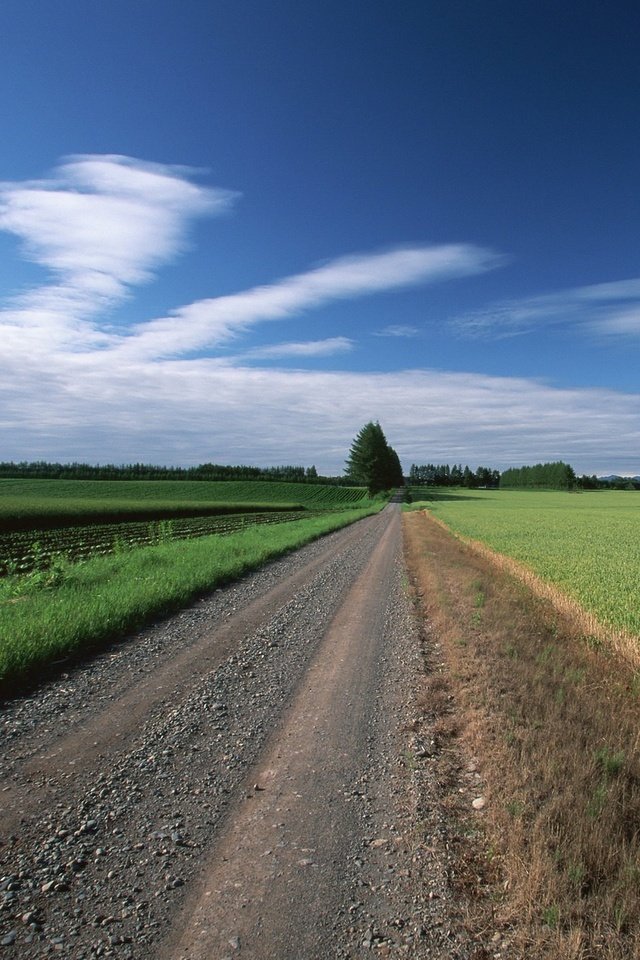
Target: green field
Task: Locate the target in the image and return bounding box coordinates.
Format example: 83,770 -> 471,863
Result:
0,478 -> 372,531
408,488 -> 640,638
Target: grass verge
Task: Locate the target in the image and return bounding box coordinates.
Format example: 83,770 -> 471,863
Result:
403,509 -> 640,958
0,506 -> 379,693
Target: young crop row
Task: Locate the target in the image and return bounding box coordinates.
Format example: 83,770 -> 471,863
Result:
0,511 -> 310,575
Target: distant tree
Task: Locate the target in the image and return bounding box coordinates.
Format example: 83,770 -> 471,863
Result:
501,461 -> 577,490
407,462 -> 500,488
345,422 -> 403,494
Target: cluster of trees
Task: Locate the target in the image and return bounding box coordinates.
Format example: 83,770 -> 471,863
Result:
501,461 -> 577,490
579,474 -> 640,490
408,463 -> 500,488
345,422 -> 403,494
0,460 -> 353,484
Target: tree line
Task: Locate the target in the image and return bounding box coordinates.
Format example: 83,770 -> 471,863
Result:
501,461 -> 577,490
578,473 -> 640,490
408,463 -> 500,488
0,460 -> 354,485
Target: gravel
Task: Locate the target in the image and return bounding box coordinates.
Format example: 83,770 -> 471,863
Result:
0,510 -> 480,958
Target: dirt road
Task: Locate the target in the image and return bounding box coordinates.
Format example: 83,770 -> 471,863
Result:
0,505 -> 472,958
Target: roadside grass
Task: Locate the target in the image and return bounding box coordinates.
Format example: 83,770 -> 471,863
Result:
0,506 -> 379,692
404,509 -> 640,958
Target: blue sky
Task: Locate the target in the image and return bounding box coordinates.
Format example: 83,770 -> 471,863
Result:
1,0 -> 639,475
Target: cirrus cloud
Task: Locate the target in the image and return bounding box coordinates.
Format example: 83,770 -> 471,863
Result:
1,155 -> 639,478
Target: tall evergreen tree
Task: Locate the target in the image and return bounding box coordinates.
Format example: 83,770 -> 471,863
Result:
345,422 -> 403,494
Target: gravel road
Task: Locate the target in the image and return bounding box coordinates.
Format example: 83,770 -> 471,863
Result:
0,505 -> 475,959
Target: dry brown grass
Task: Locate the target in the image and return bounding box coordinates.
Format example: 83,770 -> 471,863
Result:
403,509 -> 640,958
426,511 -> 640,669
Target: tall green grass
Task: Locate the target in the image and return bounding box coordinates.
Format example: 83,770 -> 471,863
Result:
0,506 -> 380,689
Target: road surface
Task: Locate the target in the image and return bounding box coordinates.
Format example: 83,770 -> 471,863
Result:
0,505 -> 471,958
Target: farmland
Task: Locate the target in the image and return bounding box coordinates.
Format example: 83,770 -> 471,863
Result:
408,487 -> 640,641
0,478 -> 381,687
0,477 -> 371,530
0,478 -> 375,574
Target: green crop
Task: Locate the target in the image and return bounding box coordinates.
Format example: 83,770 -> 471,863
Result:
421,489 -> 640,637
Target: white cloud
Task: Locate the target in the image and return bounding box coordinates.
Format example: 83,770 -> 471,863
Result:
1,155 -> 638,478
0,155 -> 237,350
2,344 -> 639,475
242,337 -> 354,359
592,306 -> 640,335
374,324 -> 420,337
112,242 -> 501,360
453,276 -> 640,340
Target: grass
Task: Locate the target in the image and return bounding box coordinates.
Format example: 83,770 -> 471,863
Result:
404,509 -> 640,958
406,487 -> 640,647
0,505 -> 379,691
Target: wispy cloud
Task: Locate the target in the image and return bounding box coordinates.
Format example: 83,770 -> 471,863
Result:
113,242 -> 502,360
374,324 -> 420,337
0,159 -> 502,364
242,337 -> 354,360
2,353 -> 639,475
0,155 -> 237,353
453,277 -> 640,339
1,155 -> 639,477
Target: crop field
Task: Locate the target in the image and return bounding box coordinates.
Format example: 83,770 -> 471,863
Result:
0,478 -> 370,531
408,488 -> 640,639
0,477 -> 382,686
0,511 -> 312,575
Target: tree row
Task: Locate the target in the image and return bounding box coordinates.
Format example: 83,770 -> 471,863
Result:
408,463 -> 500,488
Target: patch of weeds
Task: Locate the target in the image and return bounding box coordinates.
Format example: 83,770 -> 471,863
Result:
595,746 -> 625,779
554,685 -> 565,705
587,748 -> 624,822
112,535 -> 131,556
587,782 -> 609,819
630,672 -> 640,698
403,748 -> 417,772
564,666 -> 586,685
504,642 -> 518,659
485,842 -> 500,862
542,904 -> 560,928
585,633 -> 603,652
536,643 -> 556,665
567,861 -> 586,890
474,589 -> 486,609
471,609 -> 483,627
6,552 -> 73,599
506,799 -> 525,818
614,902 -> 628,933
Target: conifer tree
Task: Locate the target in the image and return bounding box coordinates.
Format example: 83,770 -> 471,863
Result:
345,422 -> 403,494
